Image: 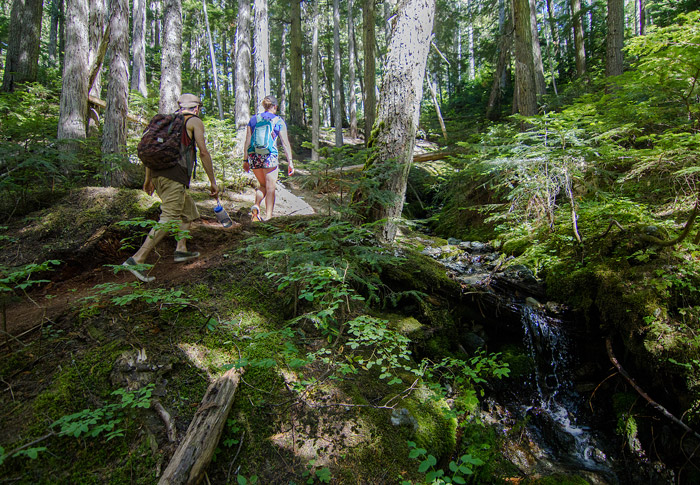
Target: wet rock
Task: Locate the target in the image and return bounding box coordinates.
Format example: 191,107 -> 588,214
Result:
447,237 -> 461,245
461,332 -> 486,353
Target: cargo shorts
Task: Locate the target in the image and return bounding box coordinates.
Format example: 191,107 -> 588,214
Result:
153,176 -> 200,223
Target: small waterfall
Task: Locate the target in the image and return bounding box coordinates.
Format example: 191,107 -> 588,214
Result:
520,304 -> 609,471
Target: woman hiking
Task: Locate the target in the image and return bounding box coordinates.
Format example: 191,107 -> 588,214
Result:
242,95 -> 295,222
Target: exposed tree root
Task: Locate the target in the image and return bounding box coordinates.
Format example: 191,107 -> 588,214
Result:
606,337 -> 700,442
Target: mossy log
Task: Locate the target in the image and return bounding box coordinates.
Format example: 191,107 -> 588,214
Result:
158,367 -> 244,485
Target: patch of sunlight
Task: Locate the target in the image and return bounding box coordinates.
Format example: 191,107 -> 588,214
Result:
270,368 -> 373,466
178,342 -> 237,380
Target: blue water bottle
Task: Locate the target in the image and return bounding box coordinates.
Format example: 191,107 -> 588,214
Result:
214,201 -> 232,228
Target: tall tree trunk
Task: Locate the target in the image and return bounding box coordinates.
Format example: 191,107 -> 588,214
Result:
288,0 -> 304,128
570,0 -> 586,77
529,0 -> 546,94
234,0 -> 251,158
57,0 -> 89,140
639,0 -> 645,35
512,0 -> 537,117
333,0 -> 343,147
278,25 -> 287,117
203,0 -> 224,119
606,0 -> 624,77
103,0 -> 130,186
311,0 -> 320,161
467,0 -> 475,80
222,34 -> 230,103
153,0 -> 161,49
486,5 -> 512,121
48,0 -> 61,64
89,0 -> 107,99
363,0 -> 376,144
347,0 -> 358,139
2,0 -> 44,92
545,0 -> 560,72
131,0 -> 148,96
357,0 -> 436,243
160,0 -> 182,113
253,0 -> 270,111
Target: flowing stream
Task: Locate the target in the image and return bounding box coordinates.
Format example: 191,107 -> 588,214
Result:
422,241 -> 619,483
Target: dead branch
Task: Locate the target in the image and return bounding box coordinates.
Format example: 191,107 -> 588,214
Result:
153,399 -> 177,443
597,219 -> 626,240
606,337 -> 700,442
639,198 -> 700,247
88,96 -> 148,126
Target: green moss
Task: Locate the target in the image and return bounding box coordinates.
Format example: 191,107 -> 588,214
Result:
403,386 -> 457,460
499,344 -> 535,379
528,474 -> 590,485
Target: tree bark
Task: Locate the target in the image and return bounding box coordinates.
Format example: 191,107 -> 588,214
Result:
486,0 -> 512,120
512,0 -> 537,117
158,367 -> 244,485
570,0 -> 586,77
234,0 -> 251,158
333,0 -> 343,147
159,0 -> 182,113
2,0 -> 44,92
639,0 -> 645,36
57,0 -> 89,140
357,0 -> 436,243
89,0 -> 107,99
529,0 -> 546,95
203,0 -> 224,119
311,0 -> 320,161
253,0 -> 270,111
131,0 -> 148,96
102,0 -> 130,187
363,0 -> 376,145
428,76 -> 447,140
347,0 -> 358,139
48,0 -> 62,64
606,0 -> 624,77
288,0 -> 304,128
279,24 -> 287,117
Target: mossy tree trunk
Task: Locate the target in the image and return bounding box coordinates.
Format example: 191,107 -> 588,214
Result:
606,0 -> 624,77
288,0 -> 304,127
2,0 -> 43,92
362,0 -> 376,146
57,0 -> 89,141
512,0 -> 537,117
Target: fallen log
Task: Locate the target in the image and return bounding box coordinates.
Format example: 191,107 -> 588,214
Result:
88,96 -> 149,126
412,151 -> 455,163
158,366 -> 245,485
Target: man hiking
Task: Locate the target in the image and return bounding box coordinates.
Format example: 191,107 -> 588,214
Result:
123,94 -> 219,283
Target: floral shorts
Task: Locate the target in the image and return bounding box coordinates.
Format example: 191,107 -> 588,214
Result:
248,152 -> 279,170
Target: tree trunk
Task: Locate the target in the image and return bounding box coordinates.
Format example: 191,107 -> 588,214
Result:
158,367 -> 244,485
279,25 -> 287,117
253,0 -> 270,111
606,0 -> 624,77
311,0 -> 320,162
159,0 -> 182,113
234,0 -> 251,158
357,0 -> 436,244
529,0 -> 546,94
512,0 -> 537,117
570,0 -> 586,77
333,0 -> 343,147
89,0 -> 107,99
48,0 -> 61,64
639,0 -> 645,35
102,0 -> 130,187
2,0 -> 44,92
203,0 -> 224,119
545,0 -> 560,64
288,0 -> 304,128
485,9 -> 512,121
428,77 -> 447,140
362,0 -> 376,145
57,0 -> 89,140
131,0 -> 148,96
347,0 -> 358,139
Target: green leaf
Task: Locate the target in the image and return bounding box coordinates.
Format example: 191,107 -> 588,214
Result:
418,454 -> 437,473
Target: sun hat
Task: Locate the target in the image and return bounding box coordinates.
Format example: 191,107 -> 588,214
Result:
178,93 -> 202,108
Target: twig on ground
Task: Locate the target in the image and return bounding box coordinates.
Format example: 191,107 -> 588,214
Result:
152,400 -> 177,443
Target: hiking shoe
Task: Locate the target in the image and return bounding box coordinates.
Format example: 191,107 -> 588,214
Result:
174,250 -> 200,263
251,205 -> 262,222
123,257 -> 155,283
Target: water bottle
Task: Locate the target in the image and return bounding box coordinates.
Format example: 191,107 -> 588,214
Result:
214,202 -> 232,228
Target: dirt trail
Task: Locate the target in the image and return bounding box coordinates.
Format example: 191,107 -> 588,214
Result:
2,176 -> 319,345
